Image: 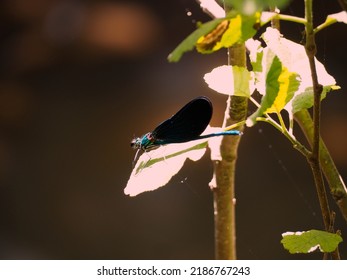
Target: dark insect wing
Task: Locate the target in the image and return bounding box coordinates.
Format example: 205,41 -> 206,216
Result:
151,96 -> 213,143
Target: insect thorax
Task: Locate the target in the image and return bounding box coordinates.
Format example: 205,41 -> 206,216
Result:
131,132 -> 156,151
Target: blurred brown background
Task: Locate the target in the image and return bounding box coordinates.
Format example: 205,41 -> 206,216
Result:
0,0 -> 346,259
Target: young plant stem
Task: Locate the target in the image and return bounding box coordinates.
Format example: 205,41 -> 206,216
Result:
294,110 -> 347,222
304,0 -> 331,230
197,0 -> 246,260
273,14 -> 307,25
211,42 -> 247,260
269,6 -> 281,30
305,0 -> 340,259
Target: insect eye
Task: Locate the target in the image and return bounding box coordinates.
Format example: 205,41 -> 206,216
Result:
130,139 -> 137,148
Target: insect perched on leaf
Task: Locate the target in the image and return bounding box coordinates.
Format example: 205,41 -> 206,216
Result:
131,96 -> 241,162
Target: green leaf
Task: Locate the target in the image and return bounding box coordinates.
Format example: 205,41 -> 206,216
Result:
197,14 -> 259,54
233,66 -> 252,97
247,52 -> 299,125
247,39 -> 263,72
291,85 -> 340,114
281,230 -> 343,254
252,28 -> 339,116
265,65 -> 299,114
258,0 -> 291,8
168,18 -> 225,62
196,20 -> 235,53
240,13 -> 261,41
168,13 -> 259,62
225,0 -> 290,14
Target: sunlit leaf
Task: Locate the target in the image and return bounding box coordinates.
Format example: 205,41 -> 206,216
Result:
247,51 -> 299,125
124,140 -> 208,196
204,65 -> 252,97
248,27 -> 339,121
246,38 -> 263,72
233,66 -> 253,98
265,64 -> 299,114
281,230 -> 343,254
262,28 -> 338,114
324,11 -> 347,25
260,11 -> 277,25
198,0 -> 225,18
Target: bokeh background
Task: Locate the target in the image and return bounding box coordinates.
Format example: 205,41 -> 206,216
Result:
1,0 -> 346,259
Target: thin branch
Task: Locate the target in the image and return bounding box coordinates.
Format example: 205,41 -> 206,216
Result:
314,20 -> 337,34
304,0 -> 340,259
304,0 -> 331,231
248,97 -> 311,157
272,14 -> 307,25
256,116 -> 310,158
